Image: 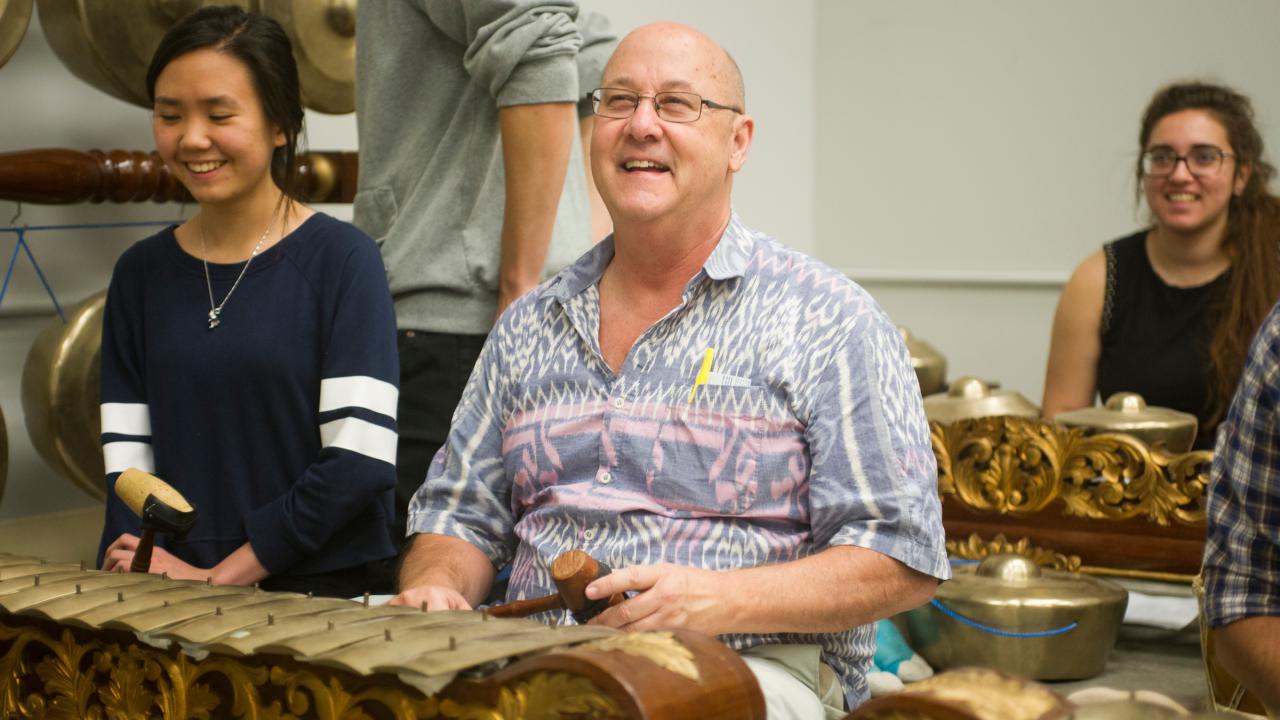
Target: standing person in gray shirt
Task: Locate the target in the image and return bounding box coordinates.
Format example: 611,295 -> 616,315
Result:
354,1 -> 615,565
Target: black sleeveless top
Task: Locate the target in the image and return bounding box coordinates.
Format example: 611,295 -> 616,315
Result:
1096,230 -> 1227,450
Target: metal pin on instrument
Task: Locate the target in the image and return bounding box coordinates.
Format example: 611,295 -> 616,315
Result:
267,613 -> 275,626
117,592 -> 124,603
384,629 -> 392,642
448,636 -> 456,651
420,601 -> 428,613
215,607 -> 222,616
206,577 -> 212,586
79,560 -> 86,571
33,575 -> 40,586
75,584 -> 82,594
161,572 -> 168,580
164,600 -> 170,607
327,620 -> 335,631
363,592 -> 370,608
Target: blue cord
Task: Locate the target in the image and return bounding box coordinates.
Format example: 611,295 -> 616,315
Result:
0,220 -> 182,234
0,219 -> 182,321
929,598 -> 1078,638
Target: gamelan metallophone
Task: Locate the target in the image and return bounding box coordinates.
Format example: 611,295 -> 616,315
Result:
0,554 -> 763,719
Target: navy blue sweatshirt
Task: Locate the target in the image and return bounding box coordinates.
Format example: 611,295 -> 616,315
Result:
98,213 -> 399,581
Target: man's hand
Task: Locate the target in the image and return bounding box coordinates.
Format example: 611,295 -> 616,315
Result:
584,563 -> 733,634
388,584 -> 473,611
100,533 -> 209,581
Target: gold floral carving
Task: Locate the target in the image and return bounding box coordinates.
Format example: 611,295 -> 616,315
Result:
0,619 -> 622,719
482,672 -> 621,720
582,631 -> 701,682
945,532 -> 1082,572
931,416 -> 1211,525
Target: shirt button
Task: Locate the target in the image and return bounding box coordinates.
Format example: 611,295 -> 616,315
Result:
613,397 -> 625,409
599,472 -> 613,485
583,528 -> 597,541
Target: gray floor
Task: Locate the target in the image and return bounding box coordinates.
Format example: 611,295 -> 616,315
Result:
1044,627 -> 1208,711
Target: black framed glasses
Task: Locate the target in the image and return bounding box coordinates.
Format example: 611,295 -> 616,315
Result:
590,87 -> 742,123
1142,145 -> 1236,177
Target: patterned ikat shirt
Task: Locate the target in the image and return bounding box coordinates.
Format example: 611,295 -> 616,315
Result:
1203,300 -> 1280,627
407,214 -> 950,706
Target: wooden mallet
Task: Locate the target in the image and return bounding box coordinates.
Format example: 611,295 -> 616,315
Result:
486,549 -> 624,622
114,468 -> 198,573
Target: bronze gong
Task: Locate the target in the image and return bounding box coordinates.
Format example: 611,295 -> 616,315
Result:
258,0 -> 356,114
0,0 -> 33,70
21,291 -> 107,501
36,0 -> 251,108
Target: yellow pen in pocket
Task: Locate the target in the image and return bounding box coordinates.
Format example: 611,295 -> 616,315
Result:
687,347 -> 716,404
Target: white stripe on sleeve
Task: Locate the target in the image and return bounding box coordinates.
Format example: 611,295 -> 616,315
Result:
319,416 -> 398,465
103,441 -> 156,475
100,403 -> 152,437
319,376 -> 398,419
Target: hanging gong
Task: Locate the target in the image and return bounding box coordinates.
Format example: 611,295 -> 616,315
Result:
0,0 -> 33,70
21,291 -> 108,502
36,0 -> 250,108
258,0 -> 355,114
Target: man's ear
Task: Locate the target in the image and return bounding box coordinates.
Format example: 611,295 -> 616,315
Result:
728,114 -> 754,173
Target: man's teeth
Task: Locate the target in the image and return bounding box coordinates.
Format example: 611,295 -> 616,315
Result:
187,161 -> 224,173
1168,193 -> 1197,202
624,160 -> 667,171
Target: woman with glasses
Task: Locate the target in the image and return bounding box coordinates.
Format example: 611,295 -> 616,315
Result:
1043,81 -> 1280,449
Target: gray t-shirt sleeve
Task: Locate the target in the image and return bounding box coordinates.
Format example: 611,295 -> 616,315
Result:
422,0 -> 583,107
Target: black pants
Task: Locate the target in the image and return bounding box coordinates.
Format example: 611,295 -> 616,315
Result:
392,329 -> 488,548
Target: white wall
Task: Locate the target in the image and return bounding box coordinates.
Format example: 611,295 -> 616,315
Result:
817,0 -> 1280,401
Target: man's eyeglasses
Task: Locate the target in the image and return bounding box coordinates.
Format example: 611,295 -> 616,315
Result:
590,88 -> 742,123
1142,145 -> 1236,177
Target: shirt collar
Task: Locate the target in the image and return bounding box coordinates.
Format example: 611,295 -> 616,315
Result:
545,210 -> 756,301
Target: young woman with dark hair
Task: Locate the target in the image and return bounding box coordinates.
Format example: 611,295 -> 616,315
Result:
1043,81 -> 1280,449
97,5 -> 399,597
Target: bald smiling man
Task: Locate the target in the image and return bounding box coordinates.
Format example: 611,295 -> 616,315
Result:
394,23 -> 949,717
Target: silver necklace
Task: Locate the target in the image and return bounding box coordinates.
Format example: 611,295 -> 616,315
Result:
198,207 -> 279,330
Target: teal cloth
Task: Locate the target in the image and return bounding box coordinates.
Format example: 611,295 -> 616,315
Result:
872,618 -> 914,674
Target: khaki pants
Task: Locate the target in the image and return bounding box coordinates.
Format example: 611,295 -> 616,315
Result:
740,645 -> 847,720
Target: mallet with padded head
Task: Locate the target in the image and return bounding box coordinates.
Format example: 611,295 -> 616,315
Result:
113,468 -> 198,573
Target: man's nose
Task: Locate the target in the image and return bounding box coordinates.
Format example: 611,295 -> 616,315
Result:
626,98 -> 663,139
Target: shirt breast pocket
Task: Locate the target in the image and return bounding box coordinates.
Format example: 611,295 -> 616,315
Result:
647,385 -> 769,515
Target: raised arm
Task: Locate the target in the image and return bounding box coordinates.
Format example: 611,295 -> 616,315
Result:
495,101 -> 577,316
1042,250 -> 1107,419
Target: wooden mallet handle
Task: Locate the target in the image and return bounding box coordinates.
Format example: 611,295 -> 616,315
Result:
131,527 -> 157,573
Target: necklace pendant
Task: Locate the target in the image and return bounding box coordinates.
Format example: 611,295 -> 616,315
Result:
208,308 -> 221,330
